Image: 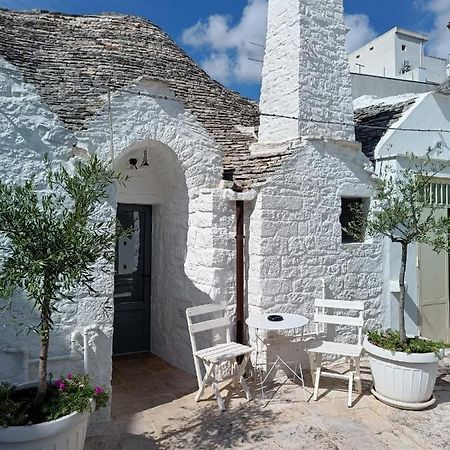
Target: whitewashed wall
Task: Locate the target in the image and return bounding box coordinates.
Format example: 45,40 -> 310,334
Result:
0,59 -> 117,424
0,60 -> 237,404
248,140 -> 385,346
252,0 -> 384,344
75,79 -> 237,374
259,0 -> 355,143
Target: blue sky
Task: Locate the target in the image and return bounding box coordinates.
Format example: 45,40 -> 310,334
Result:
1,0 -> 449,99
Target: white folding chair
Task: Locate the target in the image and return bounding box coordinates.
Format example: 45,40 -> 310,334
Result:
186,303 -> 254,411
307,281 -> 364,408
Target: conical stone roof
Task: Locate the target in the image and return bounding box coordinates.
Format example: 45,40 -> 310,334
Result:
0,9 -> 290,187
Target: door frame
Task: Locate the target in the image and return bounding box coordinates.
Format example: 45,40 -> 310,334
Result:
113,203 -> 152,355
417,207 -> 450,342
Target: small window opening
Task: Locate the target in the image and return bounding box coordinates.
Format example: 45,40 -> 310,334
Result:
356,54 -> 360,59
369,46 -> 374,51
340,197 -> 367,244
402,44 -> 406,51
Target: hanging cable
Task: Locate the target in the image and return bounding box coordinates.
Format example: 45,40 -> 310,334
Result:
109,88 -> 450,135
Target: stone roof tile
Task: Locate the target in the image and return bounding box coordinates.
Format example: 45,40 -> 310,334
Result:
438,76 -> 450,95
354,99 -> 417,162
0,9 -> 288,188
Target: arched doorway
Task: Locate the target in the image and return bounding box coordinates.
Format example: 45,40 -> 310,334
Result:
112,140 -> 190,362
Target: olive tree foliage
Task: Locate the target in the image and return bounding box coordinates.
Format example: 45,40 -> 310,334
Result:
347,149 -> 450,344
0,155 -> 126,404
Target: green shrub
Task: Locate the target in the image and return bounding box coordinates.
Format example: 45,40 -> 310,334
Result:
367,329 -> 447,354
0,373 -> 108,427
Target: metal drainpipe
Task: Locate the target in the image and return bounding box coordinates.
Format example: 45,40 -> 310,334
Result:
235,200 -> 245,345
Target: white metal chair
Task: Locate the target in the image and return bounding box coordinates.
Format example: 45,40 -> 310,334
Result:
307,281 -> 364,407
186,303 -> 254,411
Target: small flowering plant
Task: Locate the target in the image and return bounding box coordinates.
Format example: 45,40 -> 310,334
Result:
0,373 -> 108,427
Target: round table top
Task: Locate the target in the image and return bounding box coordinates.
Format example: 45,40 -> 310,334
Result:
246,313 -> 309,330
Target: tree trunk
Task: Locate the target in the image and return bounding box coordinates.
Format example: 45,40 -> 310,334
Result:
399,242 -> 408,344
35,303 -> 51,405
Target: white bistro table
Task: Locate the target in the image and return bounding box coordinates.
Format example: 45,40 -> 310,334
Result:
246,313 -> 309,401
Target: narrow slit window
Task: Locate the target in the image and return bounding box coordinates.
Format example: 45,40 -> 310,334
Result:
340,198 -> 367,244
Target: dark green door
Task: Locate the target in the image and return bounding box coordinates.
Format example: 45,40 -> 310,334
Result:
113,204 -> 152,355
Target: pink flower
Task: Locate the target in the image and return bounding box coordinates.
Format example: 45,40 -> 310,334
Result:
59,382 -> 66,391
67,373 -> 73,380
95,386 -> 104,395
53,379 -> 62,389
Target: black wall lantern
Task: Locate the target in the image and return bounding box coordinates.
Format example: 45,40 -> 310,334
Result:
129,150 -> 150,169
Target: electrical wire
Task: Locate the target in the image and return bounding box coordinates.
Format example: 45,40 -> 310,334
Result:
117,88 -> 450,135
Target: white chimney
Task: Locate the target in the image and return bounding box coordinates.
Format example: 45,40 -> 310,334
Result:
258,0 -> 355,144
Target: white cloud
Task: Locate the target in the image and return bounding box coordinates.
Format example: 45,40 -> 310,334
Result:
201,53 -> 232,84
422,0 -> 450,58
181,0 -> 267,85
344,14 -> 377,52
182,1 -> 377,85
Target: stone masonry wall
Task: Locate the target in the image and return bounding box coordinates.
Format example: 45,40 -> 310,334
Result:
248,139 -> 385,350
0,58 -> 116,423
0,59 -> 236,396
258,0 -> 355,143
77,79 -> 236,374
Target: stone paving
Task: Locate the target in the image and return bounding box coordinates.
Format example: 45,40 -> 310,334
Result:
85,353 -> 450,450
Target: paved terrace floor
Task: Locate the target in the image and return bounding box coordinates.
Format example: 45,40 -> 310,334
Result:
85,353 -> 450,449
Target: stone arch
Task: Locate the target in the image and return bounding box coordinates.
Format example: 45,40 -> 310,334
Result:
114,140 -> 198,368
78,84 -> 229,372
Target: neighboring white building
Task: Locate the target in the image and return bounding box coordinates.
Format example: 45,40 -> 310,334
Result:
355,90 -> 450,342
349,27 -> 449,83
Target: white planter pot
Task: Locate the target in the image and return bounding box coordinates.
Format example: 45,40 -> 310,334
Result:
0,383 -> 91,450
363,337 -> 439,410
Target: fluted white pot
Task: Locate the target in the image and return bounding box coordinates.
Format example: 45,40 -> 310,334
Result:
364,337 -> 439,410
0,382 -> 91,450
0,408 -> 90,450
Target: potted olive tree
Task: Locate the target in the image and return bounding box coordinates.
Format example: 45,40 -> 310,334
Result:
348,150 -> 449,410
0,155 -> 124,449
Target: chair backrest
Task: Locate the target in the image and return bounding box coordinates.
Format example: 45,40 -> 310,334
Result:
186,303 -> 231,354
314,280 -> 365,346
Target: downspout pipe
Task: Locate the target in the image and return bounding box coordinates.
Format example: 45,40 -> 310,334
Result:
222,173 -> 256,346
235,199 -> 245,345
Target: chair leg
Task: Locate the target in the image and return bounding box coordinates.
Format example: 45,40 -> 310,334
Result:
355,357 -> 362,395
313,367 -> 321,401
193,355 -> 203,392
347,371 -> 354,408
308,352 -> 317,385
195,362 -> 214,402
212,381 -> 225,411
237,354 -> 252,401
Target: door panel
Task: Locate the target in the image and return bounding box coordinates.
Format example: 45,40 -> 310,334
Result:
113,204 -> 152,355
417,208 -> 449,342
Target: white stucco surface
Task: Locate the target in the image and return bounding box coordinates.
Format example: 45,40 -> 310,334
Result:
351,73 -> 438,100
376,92 -> 450,160
348,27 -> 447,84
